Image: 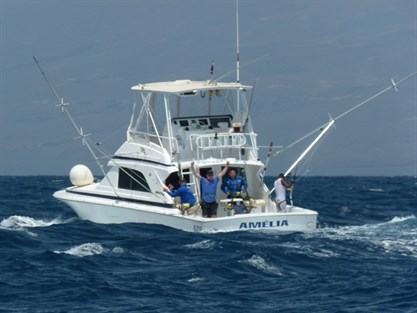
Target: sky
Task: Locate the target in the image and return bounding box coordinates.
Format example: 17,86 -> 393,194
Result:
1,0 -> 416,176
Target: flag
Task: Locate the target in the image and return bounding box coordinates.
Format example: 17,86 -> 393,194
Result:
210,62 -> 214,76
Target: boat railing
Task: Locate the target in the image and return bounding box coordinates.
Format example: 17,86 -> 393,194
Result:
128,130 -> 180,155
195,132 -> 246,148
128,129 -> 258,161
189,132 -> 258,160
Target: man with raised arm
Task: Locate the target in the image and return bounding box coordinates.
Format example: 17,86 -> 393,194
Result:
191,161 -> 229,218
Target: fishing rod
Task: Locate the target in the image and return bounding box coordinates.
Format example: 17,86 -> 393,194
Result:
178,159 -> 183,180
260,142 -> 273,185
242,80 -> 256,134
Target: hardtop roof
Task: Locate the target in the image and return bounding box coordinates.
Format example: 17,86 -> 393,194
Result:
131,80 -> 252,94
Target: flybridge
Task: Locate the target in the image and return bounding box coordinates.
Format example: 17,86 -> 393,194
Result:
127,78 -> 258,163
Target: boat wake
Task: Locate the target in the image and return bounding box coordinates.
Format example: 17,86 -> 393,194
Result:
313,215 -> 417,258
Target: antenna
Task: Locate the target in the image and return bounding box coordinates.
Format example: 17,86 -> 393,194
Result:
214,49 -> 276,82
236,0 -> 240,83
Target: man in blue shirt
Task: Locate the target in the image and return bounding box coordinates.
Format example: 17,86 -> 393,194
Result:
191,161 -> 229,218
163,179 -> 196,211
222,169 -> 248,198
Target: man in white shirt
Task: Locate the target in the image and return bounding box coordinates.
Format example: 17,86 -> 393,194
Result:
274,173 -> 292,212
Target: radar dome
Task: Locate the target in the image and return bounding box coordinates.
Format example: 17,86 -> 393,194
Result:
69,164 -> 94,187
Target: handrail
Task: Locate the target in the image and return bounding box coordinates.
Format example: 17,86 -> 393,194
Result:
194,132 -> 246,150
127,130 -> 179,154
127,129 -> 259,161
189,132 -> 258,160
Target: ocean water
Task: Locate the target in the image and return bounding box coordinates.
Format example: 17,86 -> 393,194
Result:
1,176 -> 416,313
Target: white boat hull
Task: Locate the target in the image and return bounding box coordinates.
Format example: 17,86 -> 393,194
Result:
54,190 -> 317,233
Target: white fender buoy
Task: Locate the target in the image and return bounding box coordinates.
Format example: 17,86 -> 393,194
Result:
69,164 -> 94,187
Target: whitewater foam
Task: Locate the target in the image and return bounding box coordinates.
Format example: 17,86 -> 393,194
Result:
54,242 -> 108,257
369,188 -> 384,192
112,246 -> 126,254
53,243 -> 126,257
0,215 -> 69,236
184,240 -> 217,250
0,215 -> 65,230
187,273 -> 205,283
387,215 -> 416,223
314,215 -> 417,258
243,254 -> 283,276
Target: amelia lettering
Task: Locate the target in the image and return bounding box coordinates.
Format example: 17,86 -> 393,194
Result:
239,220 -> 289,229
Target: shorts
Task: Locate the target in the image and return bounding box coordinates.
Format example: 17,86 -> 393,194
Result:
201,201 -> 218,217
275,200 -> 287,212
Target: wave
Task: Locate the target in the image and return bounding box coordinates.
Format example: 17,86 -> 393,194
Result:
53,242 -> 125,257
387,215 -> 416,224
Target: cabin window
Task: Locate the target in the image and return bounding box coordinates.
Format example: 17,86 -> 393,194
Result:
118,168 -> 150,192
210,116 -> 231,128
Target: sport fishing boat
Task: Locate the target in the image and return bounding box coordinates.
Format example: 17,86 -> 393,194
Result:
51,78 -> 318,233
44,73 -> 414,234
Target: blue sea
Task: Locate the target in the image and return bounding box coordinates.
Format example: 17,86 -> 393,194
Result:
1,176 -> 416,313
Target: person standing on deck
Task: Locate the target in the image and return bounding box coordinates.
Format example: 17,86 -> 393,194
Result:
191,161 -> 229,218
222,169 -> 248,198
274,173 -> 292,212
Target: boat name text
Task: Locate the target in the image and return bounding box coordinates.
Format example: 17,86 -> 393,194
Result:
239,220 -> 288,229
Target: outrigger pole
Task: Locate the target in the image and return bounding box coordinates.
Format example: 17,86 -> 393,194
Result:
269,120 -> 334,195
275,72 -> 417,158
269,71 -> 417,195
33,57 -> 109,177
33,57 -> 164,198
284,118 -> 335,177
